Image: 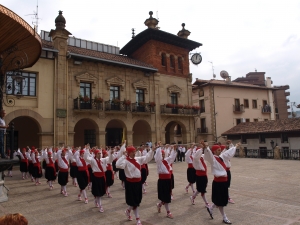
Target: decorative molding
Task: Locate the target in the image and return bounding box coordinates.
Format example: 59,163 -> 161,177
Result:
106,76 -> 125,90
167,85 -> 182,97
132,80 -> 148,93
75,72 -> 98,87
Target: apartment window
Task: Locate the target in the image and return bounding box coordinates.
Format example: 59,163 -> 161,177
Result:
252,99 -> 257,108
199,88 -> 204,97
6,71 -> 37,96
245,119 -> 250,122
236,119 -> 241,125
264,119 -> 268,121
161,53 -> 166,66
80,82 -> 91,99
136,89 -> 144,103
170,55 -> 175,68
170,93 -> 178,105
259,134 -> 266,143
178,57 -> 183,70
84,129 -> 96,147
110,86 -> 119,100
254,119 -> 258,122
262,100 -> 267,106
241,135 -> 247,144
199,99 -> 205,112
244,99 -> 249,108
281,133 -> 288,143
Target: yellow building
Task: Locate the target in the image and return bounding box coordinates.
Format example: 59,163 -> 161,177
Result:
4,11 -> 202,148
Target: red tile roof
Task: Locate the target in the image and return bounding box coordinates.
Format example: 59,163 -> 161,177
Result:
41,40 -> 157,71
222,118 -> 300,135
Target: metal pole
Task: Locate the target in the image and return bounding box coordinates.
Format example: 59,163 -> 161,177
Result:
9,122 -> 14,159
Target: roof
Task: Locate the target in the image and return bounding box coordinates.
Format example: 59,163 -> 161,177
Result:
193,79 -> 277,90
41,40 -> 157,72
222,118 -> 300,135
0,5 -> 42,71
120,28 -> 202,56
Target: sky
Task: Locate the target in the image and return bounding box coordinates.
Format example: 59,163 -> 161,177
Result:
2,0 -> 300,111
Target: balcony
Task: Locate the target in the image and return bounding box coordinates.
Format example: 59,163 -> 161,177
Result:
104,100 -> 131,113
261,105 -> 272,114
131,103 -> 155,114
285,91 -> 290,96
233,105 -> 245,113
160,105 -> 200,116
197,127 -> 208,133
73,98 -> 103,112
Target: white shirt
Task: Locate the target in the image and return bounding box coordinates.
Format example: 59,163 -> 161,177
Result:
0,118 -> 6,131
154,147 -> 176,174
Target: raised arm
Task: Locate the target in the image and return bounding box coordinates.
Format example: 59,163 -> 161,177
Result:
154,147 -> 162,162
220,142 -> 240,161
203,146 -> 214,165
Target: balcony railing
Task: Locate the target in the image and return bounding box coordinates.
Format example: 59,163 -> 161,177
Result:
160,105 -> 200,116
233,105 -> 245,113
131,103 -> 155,113
73,98 -> 103,111
104,100 -> 131,112
261,105 -> 272,113
197,127 -> 208,133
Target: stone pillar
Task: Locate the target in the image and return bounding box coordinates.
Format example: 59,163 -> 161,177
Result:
99,131 -> 106,147
274,146 -> 281,159
127,131 -> 134,145
239,146 -> 245,158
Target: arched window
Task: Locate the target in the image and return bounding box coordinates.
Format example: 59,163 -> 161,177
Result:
161,53 -> 166,66
178,57 -> 183,70
170,55 -> 175,68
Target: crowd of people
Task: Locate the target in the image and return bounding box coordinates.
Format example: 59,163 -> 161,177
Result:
4,139 -> 240,225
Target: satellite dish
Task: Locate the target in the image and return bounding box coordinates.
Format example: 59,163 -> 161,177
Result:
220,70 -> 229,79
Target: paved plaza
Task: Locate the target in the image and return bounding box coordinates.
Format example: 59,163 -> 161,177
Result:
1,157 -> 300,225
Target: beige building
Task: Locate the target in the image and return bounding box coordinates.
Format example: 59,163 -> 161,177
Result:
192,77 -> 276,143
3,11 -> 201,148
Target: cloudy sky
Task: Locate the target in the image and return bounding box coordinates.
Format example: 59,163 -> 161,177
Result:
2,0 -> 300,110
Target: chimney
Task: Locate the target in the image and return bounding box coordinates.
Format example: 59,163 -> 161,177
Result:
265,77 -> 272,87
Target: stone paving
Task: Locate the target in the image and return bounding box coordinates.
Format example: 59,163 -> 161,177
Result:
1,157 -> 300,225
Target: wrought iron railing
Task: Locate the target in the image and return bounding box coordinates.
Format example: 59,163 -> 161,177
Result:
104,100 -> 131,112
197,127 -> 208,133
233,105 -> 245,113
131,103 -> 155,113
160,105 -> 200,115
73,98 -> 103,110
234,148 -> 300,160
261,105 -> 272,113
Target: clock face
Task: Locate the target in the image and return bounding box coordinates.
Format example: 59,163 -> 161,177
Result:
191,53 -> 202,65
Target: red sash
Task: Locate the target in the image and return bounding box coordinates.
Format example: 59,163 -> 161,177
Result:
162,160 -> 170,172
200,158 -> 207,172
95,159 -> 105,181
126,157 -> 141,171
213,156 -> 227,182
78,158 -> 88,171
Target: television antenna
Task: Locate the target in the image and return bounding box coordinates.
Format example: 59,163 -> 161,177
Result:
208,61 -> 216,78
25,0 -> 40,33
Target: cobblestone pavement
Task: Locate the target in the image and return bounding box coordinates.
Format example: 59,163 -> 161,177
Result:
1,157 -> 300,225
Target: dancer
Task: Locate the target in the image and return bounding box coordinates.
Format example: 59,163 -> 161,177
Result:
116,140 -> 154,225
102,148 -> 115,198
42,149 -> 57,190
184,143 -> 196,193
31,149 -> 43,185
155,143 -> 176,219
70,148 -> 78,187
204,142 -> 240,224
190,142 -> 209,207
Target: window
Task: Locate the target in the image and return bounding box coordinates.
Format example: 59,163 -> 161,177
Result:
6,71 -> 37,96
244,99 -> 249,108
200,99 -> 205,112
254,119 -> 258,122
178,57 -> 183,70
199,88 -> 204,97
201,118 -> 206,131
161,53 -> 166,66
84,129 -> 96,147
241,135 -> 247,144
170,55 -> 175,68
234,99 -> 240,111
262,100 -> 267,106
80,82 -> 91,98
245,119 -> 250,122
264,119 -> 268,121
170,93 -> 178,105
281,133 -> 288,143
136,89 -> 144,103
110,86 -> 119,100
259,134 -> 266,143
236,119 -> 241,125
252,99 -> 257,108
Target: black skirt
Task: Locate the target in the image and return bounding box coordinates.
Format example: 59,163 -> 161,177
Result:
112,160 -> 119,172
141,168 -> 147,184
45,166 -> 56,181
226,170 -> 231,188
70,165 -> 78,178
105,170 -> 114,187
55,161 -> 59,172
91,176 -> 106,197
145,164 -> 149,176
20,161 -> 28,172
187,167 -> 196,183
28,162 -> 33,175
42,160 -> 47,169
196,175 -> 208,193
77,170 -> 89,190
32,166 -> 43,178
157,178 -> 172,203
171,173 -> 174,189
211,180 -> 228,207
58,171 -> 69,186
125,180 -> 142,207
119,169 -> 126,181
88,167 -> 93,182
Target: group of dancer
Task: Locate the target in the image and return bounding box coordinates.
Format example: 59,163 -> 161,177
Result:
9,139 -> 240,225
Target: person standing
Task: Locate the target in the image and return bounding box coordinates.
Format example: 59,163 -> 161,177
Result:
116,141 -> 154,225
16,148 -> 29,179
41,150 -> 57,190
0,110 -> 9,159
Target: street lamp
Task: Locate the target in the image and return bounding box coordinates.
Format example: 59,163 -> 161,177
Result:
270,140 -> 275,149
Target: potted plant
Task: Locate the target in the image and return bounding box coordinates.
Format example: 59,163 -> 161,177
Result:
94,96 -> 103,103
166,103 -> 174,108
112,98 -> 120,104
149,101 -> 156,107
175,104 -> 184,109
184,105 -> 192,109
124,99 -> 131,106
83,95 -> 90,103
138,101 -> 146,107
192,105 -> 200,110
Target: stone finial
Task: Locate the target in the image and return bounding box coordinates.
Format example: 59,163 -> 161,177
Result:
177,23 -> 191,39
144,11 -> 159,29
55,10 -> 66,30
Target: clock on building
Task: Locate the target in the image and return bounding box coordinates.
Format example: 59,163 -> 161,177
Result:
191,53 -> 202,65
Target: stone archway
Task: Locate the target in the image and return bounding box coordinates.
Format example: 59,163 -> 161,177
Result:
74,119 -> 99,147
132,120 -> 151,146
105,119 -> 126,147
164,120 -> 187,144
